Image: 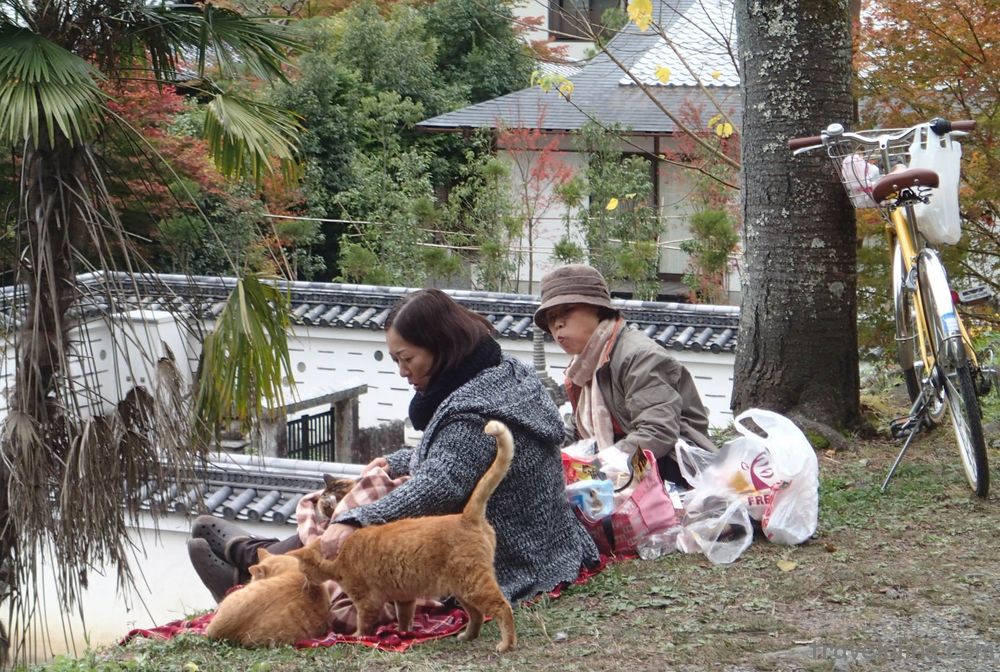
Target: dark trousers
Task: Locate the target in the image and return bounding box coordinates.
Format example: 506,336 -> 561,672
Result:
656,453 -> 690,488
229,533 -> 303,579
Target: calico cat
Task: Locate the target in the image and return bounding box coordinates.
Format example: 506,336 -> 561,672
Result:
204,548 -> 331,647
316,474 -> 356,525
291,420 -> 517,652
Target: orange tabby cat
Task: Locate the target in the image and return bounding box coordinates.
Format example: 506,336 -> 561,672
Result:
205,548 -> 331,647
291,419 -> 517,652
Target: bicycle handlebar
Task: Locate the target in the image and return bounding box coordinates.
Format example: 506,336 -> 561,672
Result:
788,135 -> 822,151
787,118 -> 977,152
930,118 -> 977,135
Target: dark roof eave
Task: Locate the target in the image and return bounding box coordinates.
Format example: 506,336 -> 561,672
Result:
416,123 -> 679,137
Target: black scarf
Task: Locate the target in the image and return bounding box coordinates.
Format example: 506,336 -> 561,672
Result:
408,336 -> 503,431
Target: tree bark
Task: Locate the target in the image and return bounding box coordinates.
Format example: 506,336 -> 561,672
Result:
13,138 -> 83,426
732,0 -> 860,428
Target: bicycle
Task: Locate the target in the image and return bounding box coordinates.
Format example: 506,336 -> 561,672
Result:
789,118 -> 993,497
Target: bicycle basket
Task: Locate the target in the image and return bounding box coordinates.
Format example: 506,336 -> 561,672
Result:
824,132 -> 912,209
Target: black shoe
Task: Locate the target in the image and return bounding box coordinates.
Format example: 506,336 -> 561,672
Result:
187,538 -> 239,603
191,514 -> 253,562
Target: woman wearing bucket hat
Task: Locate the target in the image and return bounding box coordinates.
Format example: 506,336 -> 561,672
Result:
534,264 -> 717,485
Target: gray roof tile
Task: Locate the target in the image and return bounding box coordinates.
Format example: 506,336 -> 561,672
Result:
151,453 -> 362,526
417,0 -> 740,134
625,0 -> 739,87
3,272 -> 741,353
59,272 -> 741,352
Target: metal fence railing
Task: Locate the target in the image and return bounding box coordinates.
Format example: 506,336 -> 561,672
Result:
286,408 -> 335,462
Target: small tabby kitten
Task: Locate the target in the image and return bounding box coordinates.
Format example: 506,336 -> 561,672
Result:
205,548 -> 331,647
316,474 -> 357,525
292,420 -> 517,652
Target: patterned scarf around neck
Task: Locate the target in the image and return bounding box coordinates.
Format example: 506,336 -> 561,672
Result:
408,336 -> 503,431
565,317 -> 625,450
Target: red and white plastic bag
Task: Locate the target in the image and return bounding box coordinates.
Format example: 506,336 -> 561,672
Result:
675,409 -> 819,563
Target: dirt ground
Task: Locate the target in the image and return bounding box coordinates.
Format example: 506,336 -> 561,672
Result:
30,386 -> 1000,672
388,421 -> 1000,672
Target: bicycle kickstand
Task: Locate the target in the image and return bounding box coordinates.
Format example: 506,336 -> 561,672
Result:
882,391 -> 931,493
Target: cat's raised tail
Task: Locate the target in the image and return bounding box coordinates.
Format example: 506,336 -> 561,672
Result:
463,420 -> 515,524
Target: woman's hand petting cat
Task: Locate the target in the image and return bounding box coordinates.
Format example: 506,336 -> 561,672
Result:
320,522 -> 357,558
366,456 -> 389,471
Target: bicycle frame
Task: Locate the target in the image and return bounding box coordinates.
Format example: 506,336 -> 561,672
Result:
790,118 -> 989,496
889,203 -> 978,377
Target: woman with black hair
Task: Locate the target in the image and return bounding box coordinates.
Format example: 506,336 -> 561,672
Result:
188,288 -> 598,605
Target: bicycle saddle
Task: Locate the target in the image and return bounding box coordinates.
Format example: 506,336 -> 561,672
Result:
871,167 -> 939,203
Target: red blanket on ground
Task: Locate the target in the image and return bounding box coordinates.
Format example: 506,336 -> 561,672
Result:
121,555 -> 616,653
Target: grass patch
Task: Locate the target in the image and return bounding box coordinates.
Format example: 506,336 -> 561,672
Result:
19,371 -> 1000,672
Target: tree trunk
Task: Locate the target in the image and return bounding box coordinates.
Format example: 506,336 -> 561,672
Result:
0,136 -> 85,658
732,0 -> 860,428
14,138 -> 83,421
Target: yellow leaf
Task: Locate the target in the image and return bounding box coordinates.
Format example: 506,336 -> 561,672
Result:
628,0 -> 653,31
708,114 -> 722,127
624,192 -> 637,199
711,69 -> 722,79
715,122 -> 734,138
655,65 -> 671,84
777,559 -> 798,572
605,197 -> 619,211
184,663 -> 199,672
558,80 -> 574,98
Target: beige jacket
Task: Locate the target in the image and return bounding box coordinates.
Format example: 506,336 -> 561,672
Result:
566,328 -> 717,463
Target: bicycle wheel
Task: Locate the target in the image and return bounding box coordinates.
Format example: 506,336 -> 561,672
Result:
918,250 -> 990,496
943,361 -> 989,496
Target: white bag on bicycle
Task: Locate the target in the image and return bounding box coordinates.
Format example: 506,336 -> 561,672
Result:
908,127 -> 962,246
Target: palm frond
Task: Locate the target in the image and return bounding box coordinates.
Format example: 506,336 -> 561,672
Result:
194,274 -> 293,442
203,93 -> 301,183
136,2 -> 301,84
0,26 -> 105,148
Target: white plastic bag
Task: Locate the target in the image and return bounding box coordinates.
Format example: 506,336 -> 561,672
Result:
562,437 -> 597,459
737,409 -> 819,545
908,126 -> 962,246
675,438 -> 756,564
676,420 -> 784,523
676,497 -> 753,565
596,443 -> 634,491
841,154 -> 881,208
675,409 -> 819,559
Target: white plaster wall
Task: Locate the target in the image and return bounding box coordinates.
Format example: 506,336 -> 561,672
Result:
283,325 -> 401,426
495,146 -> 589,295
2,317 -> 735,433
0,311 -> 200,423
13,514 -> 287,663
511,0 -> 594,62
284,323 -> 733,432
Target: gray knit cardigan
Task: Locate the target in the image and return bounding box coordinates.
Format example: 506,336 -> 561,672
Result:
335,354 -> 599,602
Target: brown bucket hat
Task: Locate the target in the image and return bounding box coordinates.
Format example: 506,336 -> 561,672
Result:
534,264 -> 617,333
